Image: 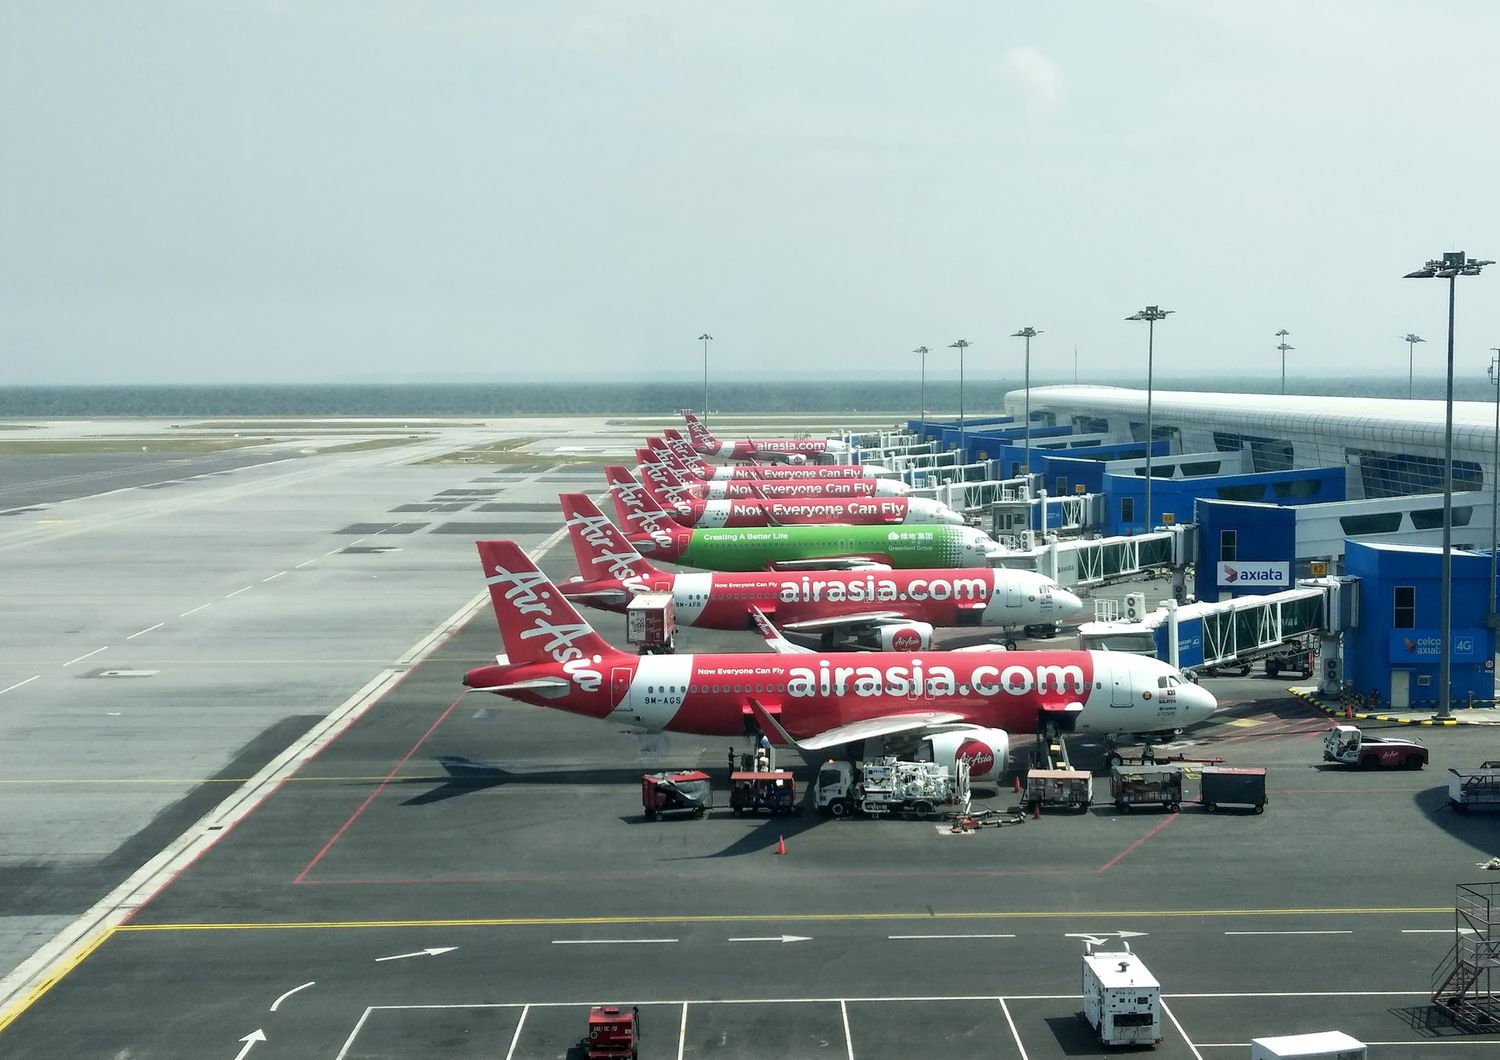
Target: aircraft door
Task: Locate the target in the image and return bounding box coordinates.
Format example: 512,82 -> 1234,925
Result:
1109,659 -> 1133,708
1005,580 -> 1023,609
610,667 -> 633,709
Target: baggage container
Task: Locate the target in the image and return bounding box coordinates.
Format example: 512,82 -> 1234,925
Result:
1024,768 -> 1092,812
1200,765 -> 1267,814
1249,1029 -> 1366,1058
1110,764 -> 1183,812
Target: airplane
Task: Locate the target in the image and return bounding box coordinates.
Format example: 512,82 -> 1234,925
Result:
683,411 -> 847,465
560,493 -> 1081,649
606,474 -> 1000,571
657,430 -> 882,481
606,465 -> 965,528
637,448 -> 908,500
462,540 -> 1218,783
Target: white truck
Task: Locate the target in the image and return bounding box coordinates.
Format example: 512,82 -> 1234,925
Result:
1249,1030 -> 1366,1059
814,756 -> 970,818
625,591 -> 675,654
1081,949 -> 1161,1047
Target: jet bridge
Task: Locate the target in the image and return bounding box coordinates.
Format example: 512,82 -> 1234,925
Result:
990,528 -> 1186,590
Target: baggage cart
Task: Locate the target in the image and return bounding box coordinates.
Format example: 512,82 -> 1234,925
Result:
1024,768 -> 1092,813
640,770 -> 712,821
729,771 -> 799,816
1249,1029 -> 1366,1058
1448,762 -> 1500,813
1081,949 -> 1162,1047
1111,764 -> 1183,813
1200,765 -> 1267,814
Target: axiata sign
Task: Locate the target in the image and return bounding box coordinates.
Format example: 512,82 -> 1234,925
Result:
1216,562 -> 1290,587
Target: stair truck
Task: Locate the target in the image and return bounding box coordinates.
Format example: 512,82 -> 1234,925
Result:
815,756 -> 971,818
1081,948 -> 1162,1047
1248,1030 -> 1366,1058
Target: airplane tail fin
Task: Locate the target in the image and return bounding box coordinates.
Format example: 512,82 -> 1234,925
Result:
606,468 -> 685,537
684,413 -> 718,448
559,493 -> 663,581
605,465 -> 667,513
651,437 -> 707,477
474,540 -> 616,666
637,451 -> 694,497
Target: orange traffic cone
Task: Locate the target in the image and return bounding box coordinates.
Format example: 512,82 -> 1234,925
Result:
1013,775 -> 1022,794
776,835 -> 786,856
1032,801 -> 1041,820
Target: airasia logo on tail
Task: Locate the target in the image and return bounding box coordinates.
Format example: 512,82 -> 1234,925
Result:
955,739 -> 995,776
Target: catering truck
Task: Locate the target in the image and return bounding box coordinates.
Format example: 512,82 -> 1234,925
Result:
1081,948 -> 1162,1047
815,756 -> 970,818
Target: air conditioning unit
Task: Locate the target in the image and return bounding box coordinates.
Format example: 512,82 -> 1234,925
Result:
1123,592 -> 1146,622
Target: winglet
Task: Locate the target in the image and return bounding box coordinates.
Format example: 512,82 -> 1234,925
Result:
747,696 -> 802,751
749,607 -> 813,654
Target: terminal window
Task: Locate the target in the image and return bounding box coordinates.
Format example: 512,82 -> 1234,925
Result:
1219,530 -> 1237,562
1121,497 -> 1135,524
1394,586 -> 1416,629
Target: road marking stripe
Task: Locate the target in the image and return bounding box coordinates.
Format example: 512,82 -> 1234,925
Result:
178,603 -> 211,617
676,1002 -> 687,1060
998,998 -> 1029,1060
126,622 -> 164,640
551,939 -> 678,945
269,981 -> 315,1012
0,676 -> 40,696
1404,928 -> 1479,934
333,1007 -> 374,1060
1160,998 -> 1204,1060
113,907 -> 1451,933
504,1004 -> 529,1060
62,647 -> 108,667
1224,929 -> 1353,936
224,585 -> 253,598
1097,812 -> 1179,873
261,571 -> 286,582
840,999 -> 853,1060
295,559 -> 316,569
889,934 -> 1017,940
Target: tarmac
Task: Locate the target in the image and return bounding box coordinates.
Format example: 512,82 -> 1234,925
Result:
2,418 -> 1500,1057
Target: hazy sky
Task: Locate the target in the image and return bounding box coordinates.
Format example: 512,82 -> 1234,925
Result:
5,1 -> 1500,385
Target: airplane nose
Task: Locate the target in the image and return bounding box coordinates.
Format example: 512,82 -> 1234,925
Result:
874,478 -> 910,496
1185,682 -> 1219,726
919,501 -> 965,525
1055,588 -> 1085,621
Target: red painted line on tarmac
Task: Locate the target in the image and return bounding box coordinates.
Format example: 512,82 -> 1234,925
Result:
1096,812 -> 1179,874
293,693 -> 463,885
294,867 -> 1079,887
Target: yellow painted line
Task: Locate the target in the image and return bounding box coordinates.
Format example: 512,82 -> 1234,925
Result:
115,906 -> 1451,934
0,927 -> 116,1034
1225,718 -> 1263,729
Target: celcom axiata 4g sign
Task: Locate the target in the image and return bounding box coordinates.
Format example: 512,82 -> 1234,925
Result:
1216,562 -> 1290,587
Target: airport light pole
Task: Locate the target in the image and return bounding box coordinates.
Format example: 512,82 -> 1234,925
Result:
1404,333 -> 1425,400
949,339 -> 972,455
1012,327 -> 1042,481
914,346 -> 930,428
1489,348 -> 1500,621
1404,252 -> 1493,719
1126,306 -> 1173,533
698,333 -> 713,427
1276,329 -> 1293,395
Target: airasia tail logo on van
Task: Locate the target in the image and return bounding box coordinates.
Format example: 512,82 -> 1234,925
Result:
955,739 -> 996,776
889,628 -> 923,651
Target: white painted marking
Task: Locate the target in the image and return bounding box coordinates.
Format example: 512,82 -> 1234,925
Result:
839,999 -> 854,1060
261,571 -> 286,583
998,998 -> 1029,1060
126,622 -> 164,640
62,647 -> 108,667
0,522 -> 574,1026
269,981 -> 314,1012
224,586 -> 253,598
1196,1042 -> 1500,1050
1223,930 -> 1353,936
374,946 -> 456,962
0,675 -> 40,696
551,939 -> 678,946
178,603 -> 211,618
675,1002 -> 687,1060
324,548 -> 342,556
233,1028 -> 267,1060
503,1004 -> 529,1060
1403,928 -> 1479,934
294,559 -> 316,569
1159,999 -> 1203,1060
334,1008 -> 373,1060
890,934 -> 1016,940
727,935 -> 810,943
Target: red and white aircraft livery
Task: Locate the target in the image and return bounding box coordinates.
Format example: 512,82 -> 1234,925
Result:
463,541 -> 1217,781
683,411 -> 846,465
606,466 -> 964,528
560,493 -> 1082,648
638,449 -> 906,500
658,430 -> 881,481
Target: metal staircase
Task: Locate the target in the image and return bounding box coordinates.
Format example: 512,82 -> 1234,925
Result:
1432,883 -> 1500,1029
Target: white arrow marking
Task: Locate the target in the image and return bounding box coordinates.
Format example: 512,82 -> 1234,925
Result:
1065,930 -> 1148,946
551,938 -> 678,946
233,1029 -> 266,1060
374,946 -> 457,962
889,933 -> 1017,940
727,935 -> 811,943
269,980 -> 315,1012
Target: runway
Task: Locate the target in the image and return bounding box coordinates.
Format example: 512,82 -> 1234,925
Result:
1,418 -> 1496,1057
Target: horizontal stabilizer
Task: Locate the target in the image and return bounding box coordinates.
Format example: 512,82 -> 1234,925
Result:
466,676 -> 573,698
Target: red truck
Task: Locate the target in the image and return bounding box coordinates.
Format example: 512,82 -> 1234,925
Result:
1323,725 -> 1428,770
584,1005 -> 639,1059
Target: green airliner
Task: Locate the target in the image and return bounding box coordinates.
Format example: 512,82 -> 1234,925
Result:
625,518 -> 1000,572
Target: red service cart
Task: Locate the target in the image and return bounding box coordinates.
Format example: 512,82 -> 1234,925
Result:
640,770 -> 713,821
584,1005 -> 638,1059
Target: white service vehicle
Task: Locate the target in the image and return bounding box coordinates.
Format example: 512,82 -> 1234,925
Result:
1081,949 -> 1161,1047
1249,1030 -> 1366,1059
814,756 -> 970,818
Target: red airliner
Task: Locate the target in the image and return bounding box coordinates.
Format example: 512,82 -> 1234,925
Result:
636,449 -> 906,500
683,411 -> 843,464
605,466 -> 964,528
463,541 -> 1216,781
558,493 -> 1082,648
658,430 -> 877,481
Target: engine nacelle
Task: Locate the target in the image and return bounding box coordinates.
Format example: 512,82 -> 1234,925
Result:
785,453 -> 808,465
919,727 -> 1010,782
851,620 -> 934,652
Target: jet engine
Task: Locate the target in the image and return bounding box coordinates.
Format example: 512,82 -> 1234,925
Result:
847,620 -> 934,652
918,727 -> 1010,782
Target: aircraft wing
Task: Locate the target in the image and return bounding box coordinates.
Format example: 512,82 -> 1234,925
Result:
780,611 -> 908,633
749,607 -> 814,654
768,557 -> 892,572
747,698 -> 964,752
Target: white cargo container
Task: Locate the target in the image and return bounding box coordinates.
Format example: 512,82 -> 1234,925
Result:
625,592 -> 675,653
1081,950 -> 1161,1047
1249,1030 -> 1366,1059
